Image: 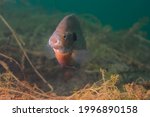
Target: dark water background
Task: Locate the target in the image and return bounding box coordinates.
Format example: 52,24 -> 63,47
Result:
1,0 -> 150,38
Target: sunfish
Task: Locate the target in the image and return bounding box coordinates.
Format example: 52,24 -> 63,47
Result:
48,14 -> 89,68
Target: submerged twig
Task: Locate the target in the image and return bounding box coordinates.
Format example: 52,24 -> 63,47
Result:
0,60 -> 50,98
0,87 -> 37,99
0,15 -> 53,91
123,17 -> 149,39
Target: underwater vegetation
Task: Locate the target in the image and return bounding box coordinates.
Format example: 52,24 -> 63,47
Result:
0,8 -> 150,99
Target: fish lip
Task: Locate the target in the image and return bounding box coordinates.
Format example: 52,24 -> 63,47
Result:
53,47 -> 73,54
49,37 -> 73,53
49,39 -> 61,48
49,34 -> 62,49
49,31 -> 74,53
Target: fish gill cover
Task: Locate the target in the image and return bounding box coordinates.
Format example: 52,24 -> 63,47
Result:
0,0 -> 150,99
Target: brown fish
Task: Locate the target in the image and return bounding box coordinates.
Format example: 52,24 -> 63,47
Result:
48,14 -> 88,68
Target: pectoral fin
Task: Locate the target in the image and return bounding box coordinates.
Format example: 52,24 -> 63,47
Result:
71,50 -> 91,65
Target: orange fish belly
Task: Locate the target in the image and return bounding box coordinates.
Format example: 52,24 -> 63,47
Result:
54,50 -> 72,66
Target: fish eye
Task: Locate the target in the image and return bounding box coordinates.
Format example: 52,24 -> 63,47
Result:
63,33 -> 70,40
64,35 -> 66,39
64,33 -> 68,40
63,32 -> 77,41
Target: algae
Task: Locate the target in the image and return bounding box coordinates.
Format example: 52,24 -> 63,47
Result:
0,8 -> 150,99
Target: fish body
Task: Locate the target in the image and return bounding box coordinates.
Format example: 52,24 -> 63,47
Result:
48,14 -> 88,67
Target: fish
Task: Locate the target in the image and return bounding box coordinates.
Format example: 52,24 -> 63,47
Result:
48,14 -> 89,68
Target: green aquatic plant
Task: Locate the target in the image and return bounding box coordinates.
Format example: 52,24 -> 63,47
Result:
0,9 -> 150,99
0,15 -> 53,91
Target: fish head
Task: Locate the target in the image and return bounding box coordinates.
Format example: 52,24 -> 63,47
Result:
49,31 -> 77,53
